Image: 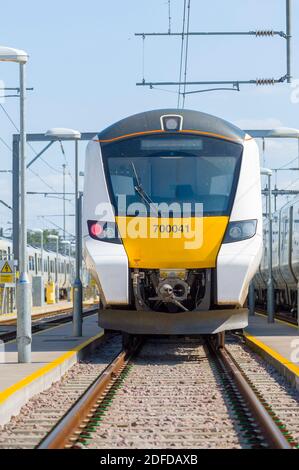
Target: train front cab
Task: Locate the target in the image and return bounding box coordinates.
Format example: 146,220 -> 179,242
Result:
83,110 -> 263,335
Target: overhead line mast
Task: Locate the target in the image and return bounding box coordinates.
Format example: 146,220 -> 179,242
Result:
136,0 -> 292,106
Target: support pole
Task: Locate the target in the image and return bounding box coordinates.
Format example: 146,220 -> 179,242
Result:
248,282 -> 255,316
267,174 -> 274,323
12,136 -> 20,264
17,62 -> 31,363
286,0 -> 292,83
63,164 -> 66,243
55,239 -> 59,303
41,231 -> 44,276
73,140 -> 82,337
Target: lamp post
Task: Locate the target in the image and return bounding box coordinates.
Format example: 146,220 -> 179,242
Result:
45,129 -> 82,336
0,45 -> 31,363
48,234 -> 59,303
261,168 -> 274,323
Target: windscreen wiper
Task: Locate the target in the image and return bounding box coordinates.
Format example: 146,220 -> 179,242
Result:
130,161 -> 158,215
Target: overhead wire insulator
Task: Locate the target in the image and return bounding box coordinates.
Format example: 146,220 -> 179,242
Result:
255,30 -> 274,37
255,78 -> 276,86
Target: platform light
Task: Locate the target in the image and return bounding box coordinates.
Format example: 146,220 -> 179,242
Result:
265,128 -> 299,138
0,45 -> 30,363
45,128 -> 82,337
0,46 -> 28,63
45,128 -> 81,141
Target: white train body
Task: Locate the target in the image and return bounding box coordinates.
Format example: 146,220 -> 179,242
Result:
83,109 -> 263,334
0,238 -> 75,297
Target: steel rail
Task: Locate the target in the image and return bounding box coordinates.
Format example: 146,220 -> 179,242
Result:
37,345 -> 137,449
0,306 -> 98,343
212,341 -> 292,449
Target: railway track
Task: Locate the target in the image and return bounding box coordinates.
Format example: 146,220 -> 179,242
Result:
35,336 -> 297,450
0,333 -> 122,449
0,305 -> 99,343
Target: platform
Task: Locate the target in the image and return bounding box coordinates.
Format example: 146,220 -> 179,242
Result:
245,313 -> 299,390
0,299 -> 96,324
0,314 -> 103,426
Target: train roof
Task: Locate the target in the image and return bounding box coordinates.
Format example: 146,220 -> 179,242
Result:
97,109 -> 246,144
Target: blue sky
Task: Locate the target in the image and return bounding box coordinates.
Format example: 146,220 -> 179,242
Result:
0,0 -> 298,237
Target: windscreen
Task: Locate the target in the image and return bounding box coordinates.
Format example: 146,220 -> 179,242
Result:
101,134 -> 243,217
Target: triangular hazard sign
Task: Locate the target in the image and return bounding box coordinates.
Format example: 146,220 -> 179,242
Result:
1,261 -> 12,273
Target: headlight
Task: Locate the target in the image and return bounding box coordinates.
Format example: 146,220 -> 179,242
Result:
161,115 -> 183,132
223,220 -> 257,243
87,220 -> 121,244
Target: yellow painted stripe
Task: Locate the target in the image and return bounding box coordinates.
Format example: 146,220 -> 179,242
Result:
0,331 -> 104,405
244,332 -> 299,377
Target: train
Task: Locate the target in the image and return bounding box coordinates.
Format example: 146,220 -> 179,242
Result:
254,197 -> 299,320
0,237 -> 75,299
83,109 -> 263,340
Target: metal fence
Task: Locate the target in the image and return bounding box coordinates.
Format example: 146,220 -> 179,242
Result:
0,285 -> 15,315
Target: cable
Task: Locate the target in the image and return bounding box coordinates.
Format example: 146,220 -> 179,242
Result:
177,0 -> 187,108
150,86 -> 178,94
38,215 -> 74,238
0,135 -> 12,151
284,176 -> 299,191
28,167 -> 58,193
168,0 -> 172,34
182,0 -> 191,108
0,103 -> 62,175
59,141 -> 75,185
0,104 -> 18,132
276,156 -> 298,170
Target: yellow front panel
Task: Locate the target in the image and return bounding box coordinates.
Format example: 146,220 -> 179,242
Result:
116,216 -> 229,269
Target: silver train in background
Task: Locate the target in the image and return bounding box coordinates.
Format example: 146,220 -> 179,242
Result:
254,197 -> 299,319
0,237 -> 75,299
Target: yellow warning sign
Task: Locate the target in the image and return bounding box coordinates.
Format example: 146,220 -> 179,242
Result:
1,261 -> 12,274
0,260 -> 15,285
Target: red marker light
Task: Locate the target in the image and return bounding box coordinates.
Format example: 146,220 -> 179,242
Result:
90,222 -> 103,238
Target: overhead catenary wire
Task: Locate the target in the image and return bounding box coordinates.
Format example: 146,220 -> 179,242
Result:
0,134 -> 12,151
0,101 -> 77,221
0,130 -> 57,192
168,0 -> 172,34
0,103 -> 62,175
28,167 -> 58,193
182,0 -> 191,108
38,215 -> 75,239
177,0 -> 187,108
59,141 -> 75,186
